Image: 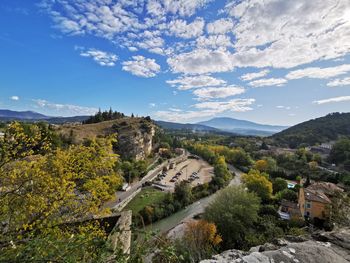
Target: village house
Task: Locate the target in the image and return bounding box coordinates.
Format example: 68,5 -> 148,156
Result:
278,199 -> 302,220
299,187 -> 332,220
279,181 -> 343,221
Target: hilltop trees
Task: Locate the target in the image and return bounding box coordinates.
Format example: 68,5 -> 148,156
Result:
83,108 -> 125,124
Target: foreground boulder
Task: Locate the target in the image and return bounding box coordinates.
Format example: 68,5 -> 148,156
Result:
201,228 -> 350,263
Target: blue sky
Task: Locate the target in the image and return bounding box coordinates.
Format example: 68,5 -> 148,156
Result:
1,0 -> 350,125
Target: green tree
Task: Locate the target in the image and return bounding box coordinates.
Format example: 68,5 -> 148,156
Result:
174,181 -> 193,207
272,177 -> 288,194
329,138 -> 350,165
275,189 -> 298,202
204,186 -> 260,249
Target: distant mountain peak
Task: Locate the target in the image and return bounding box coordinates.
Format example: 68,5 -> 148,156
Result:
197,117 -> 288,136
0,109 -> 49,119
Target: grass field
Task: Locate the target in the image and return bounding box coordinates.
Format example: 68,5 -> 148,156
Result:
124,187 -> 167,214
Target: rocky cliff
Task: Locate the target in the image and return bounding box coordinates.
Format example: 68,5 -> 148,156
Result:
56,117 -> 156,160
115,121 -> 155,160
201,228 -> 350,263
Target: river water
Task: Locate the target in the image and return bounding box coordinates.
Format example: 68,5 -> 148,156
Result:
145,164 -> 242,234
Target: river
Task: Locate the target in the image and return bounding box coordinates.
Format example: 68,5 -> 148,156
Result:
145,164 -> 243,235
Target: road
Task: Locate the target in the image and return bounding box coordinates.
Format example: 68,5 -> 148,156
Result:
146,164 -> 243,236
105,152 -> 187,210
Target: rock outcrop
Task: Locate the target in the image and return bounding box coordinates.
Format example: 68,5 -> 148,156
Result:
117,122 -> 155,160
56,117 -> 156,161
201,228 -> 350,263
116,124 -> 155,160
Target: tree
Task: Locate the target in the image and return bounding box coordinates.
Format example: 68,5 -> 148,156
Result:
0,122 -> 52,167
242,169 -> 273,202
174,181 -> 193,207
276,189 -> 298,202
308,161 -> 318,170
329,138 -> 350,165
204,186 -> 260,249
213,156 -> 231,186
272,177 -> 288,194
0,130 -> 122,261
254,158 -> 277,173
179,220 -> 222,262
254,159 -> 269,172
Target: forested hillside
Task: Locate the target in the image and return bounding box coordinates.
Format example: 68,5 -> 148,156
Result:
272,112 -> 350,148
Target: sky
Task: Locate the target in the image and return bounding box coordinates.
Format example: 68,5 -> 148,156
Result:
1,0 -> 350,126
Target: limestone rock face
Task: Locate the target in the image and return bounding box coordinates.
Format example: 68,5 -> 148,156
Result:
201,228 -> 350,263
116,123 -> 155,160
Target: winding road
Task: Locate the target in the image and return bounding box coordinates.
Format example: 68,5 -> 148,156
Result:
145,164 -> 243,236
105,152 -> 187,210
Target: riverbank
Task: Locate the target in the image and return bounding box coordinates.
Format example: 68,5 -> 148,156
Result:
143,165 -> 243,237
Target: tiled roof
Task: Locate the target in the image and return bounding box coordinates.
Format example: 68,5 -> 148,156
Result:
281,199 -> 299,209
304,188 -> 331,204
307,182 -> 343,196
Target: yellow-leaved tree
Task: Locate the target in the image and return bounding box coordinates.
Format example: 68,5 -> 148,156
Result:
0,122 -> 123,261
242,169 -> 273,202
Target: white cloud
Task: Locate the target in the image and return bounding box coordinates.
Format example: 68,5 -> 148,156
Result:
327,77 -> 350,87
194,98 -> 255,112
168,18 -> 204,39
249,78 -> 287,87
149,103 -> 156,108
147,0 -> 213,17
276,105 -> 291,110
193,86 -> 245,101
154,109 -> 217,123
80,48 -> 118,66
226,0 -> 350,69
166,75 -> 226,90
167,49 -> 234,74
286,64 -> 350,80
241,70 -> 270,81
122,56 -> 161,77
196,34 -> 233,49
313,96 -> 350,105
10,96 -> 19,101
33,99 -> 98,115
206,18 -> 234,35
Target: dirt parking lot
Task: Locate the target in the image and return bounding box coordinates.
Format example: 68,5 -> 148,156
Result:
156,157 -> 214,191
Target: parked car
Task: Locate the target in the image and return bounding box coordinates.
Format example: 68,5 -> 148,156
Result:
122,183 -> 130,191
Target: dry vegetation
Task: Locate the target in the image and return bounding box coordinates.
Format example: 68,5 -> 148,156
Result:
55,117 -> 151,143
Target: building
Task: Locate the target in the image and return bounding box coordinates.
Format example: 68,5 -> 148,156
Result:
299,188 -> 331,220
278,199 -> 302,220
279,181 -> 342,221
306,182 -> 343,197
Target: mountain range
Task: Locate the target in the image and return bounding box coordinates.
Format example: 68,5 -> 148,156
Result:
0,109 -> 89,124
272,112 -> 350,147
0,109 -> 288,136
197,117 -> 288,136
